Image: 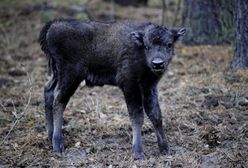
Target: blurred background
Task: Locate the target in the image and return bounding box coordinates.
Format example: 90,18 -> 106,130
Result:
0,0 -> 247,167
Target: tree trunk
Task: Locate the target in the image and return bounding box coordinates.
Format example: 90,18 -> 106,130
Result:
182,0 -> 234,45
161,0 -> 166,25
231,0 -> 248,69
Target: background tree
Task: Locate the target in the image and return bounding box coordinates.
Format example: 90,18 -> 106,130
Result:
182,0 -> 234,45
231,0 -> 248,69
161,0 -> 182,26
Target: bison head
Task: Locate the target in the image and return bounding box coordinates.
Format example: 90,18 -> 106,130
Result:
131,25 -> 186,75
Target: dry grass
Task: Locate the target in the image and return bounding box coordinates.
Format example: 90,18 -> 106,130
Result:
0,0 -> 248,167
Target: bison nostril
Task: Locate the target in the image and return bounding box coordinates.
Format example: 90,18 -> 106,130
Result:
152,58 -> 164,69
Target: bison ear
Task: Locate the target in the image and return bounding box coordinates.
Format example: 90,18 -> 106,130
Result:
172,28 -> 186,42
130,31 -> 144,47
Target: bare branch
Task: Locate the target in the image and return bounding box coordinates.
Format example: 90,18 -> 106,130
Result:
0,71 -> 33,146
0,102 -> 7,111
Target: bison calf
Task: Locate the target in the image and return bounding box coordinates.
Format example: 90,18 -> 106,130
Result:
39,19 -> 185,160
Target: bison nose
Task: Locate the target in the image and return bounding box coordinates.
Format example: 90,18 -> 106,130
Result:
152,58 -> 165,69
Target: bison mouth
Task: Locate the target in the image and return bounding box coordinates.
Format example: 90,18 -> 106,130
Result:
151,67 -> 166,75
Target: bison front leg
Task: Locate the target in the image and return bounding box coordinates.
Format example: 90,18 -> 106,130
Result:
141,85 -> 170,155
122,86 -> 145,160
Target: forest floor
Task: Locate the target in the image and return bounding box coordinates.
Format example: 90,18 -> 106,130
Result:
0,0 -> 248,167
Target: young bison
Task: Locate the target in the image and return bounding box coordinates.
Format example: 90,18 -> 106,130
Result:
39,19 -> 185,160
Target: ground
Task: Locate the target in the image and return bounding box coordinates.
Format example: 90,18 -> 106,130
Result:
0,0 -> 248,167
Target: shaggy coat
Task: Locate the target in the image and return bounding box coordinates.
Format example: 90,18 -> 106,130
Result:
39,19 -> 185,160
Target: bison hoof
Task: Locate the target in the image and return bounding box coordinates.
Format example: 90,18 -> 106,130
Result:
159,143 -> 170,155
52,136 -> 64,153
53,146 -> 64,153
53,151 -> 65,158
160,148 -> 171,155
52,143 -> 64,153
133,152 -> 145,160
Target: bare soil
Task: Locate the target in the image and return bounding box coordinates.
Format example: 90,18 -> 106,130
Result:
0,0 -> 247,167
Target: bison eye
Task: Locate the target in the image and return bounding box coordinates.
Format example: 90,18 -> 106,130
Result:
167,43 -> 172,49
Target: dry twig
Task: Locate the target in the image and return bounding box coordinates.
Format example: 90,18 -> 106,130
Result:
0,71 -> 33,146
0,102 -> 7,111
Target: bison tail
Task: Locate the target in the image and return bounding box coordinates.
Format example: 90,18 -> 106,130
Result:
39,20 -> 57,77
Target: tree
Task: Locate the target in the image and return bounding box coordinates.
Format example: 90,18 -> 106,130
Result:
182,0 -> 234,45
231,0 -> 248,69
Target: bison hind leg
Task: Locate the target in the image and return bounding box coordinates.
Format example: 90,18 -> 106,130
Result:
44,77 -> 57,142
51,70 -> 83,153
